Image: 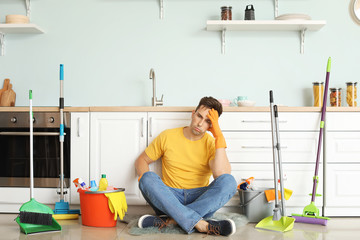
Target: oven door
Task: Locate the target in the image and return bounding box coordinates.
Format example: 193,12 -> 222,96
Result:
0,128 -> 70,212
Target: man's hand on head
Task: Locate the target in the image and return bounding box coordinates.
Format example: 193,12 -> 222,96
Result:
207,108 -> 227,149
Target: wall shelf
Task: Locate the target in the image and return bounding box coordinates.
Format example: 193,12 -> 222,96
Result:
206,20 -> 326,54
0,24 -> 44,56
0,24 -> 44,34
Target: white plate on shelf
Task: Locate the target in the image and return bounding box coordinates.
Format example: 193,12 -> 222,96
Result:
275,14 -> 311,21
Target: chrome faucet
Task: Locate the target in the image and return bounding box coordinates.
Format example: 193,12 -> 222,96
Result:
149,68 -> 164,106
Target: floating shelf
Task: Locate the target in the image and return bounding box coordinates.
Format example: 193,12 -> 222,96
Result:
0,24 -> 44,56
206,20 -> 326,54
0,24 -> 44,34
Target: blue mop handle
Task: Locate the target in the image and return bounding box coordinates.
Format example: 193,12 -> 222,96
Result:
59,64 -> 64,143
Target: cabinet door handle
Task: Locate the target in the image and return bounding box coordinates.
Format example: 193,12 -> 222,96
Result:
149,117 -> 153,137
77,117 -> 81,137
241,120 -> 287,123
141,118 -> 144,137
241,146 -> 287,149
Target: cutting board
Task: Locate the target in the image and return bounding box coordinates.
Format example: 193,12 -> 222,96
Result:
0,79 -> 16,107
0,78 -> 10,105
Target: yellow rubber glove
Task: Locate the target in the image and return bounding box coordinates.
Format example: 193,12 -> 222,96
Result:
207,108 -> 227,149
105,192 -> 128,221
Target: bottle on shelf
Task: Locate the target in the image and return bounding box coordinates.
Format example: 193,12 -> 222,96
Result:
330,88 -> 342,107
313,82 -> 324,107
98,174 -> 108,191
346,82 -> 357,107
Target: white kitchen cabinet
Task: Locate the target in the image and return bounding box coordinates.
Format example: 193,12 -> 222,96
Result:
90,112 -> 147,205
225,132 -> 319,164
70,112 -> 90,204
325,129 -> 360,216
220,111 -> 322,213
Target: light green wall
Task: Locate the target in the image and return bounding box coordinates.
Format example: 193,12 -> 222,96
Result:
0,0 -> 359,107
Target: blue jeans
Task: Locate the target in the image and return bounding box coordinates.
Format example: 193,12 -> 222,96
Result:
139,171 -> 237,234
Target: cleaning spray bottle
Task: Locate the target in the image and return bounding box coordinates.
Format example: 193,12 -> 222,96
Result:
98,174 -> 108,191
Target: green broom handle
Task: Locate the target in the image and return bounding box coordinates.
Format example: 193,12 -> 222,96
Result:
29,90 -> 34,199
311,57 -> 331,202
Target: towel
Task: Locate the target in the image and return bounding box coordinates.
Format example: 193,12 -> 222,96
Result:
264,188 -> 293,202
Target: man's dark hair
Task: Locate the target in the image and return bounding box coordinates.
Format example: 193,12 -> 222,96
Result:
195,96 -> 223,117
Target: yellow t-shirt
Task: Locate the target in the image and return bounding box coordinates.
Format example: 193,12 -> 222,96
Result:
145,127 -> 216,189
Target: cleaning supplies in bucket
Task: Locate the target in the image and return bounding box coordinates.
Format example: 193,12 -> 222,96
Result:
98,174 -> 108,191
74,174 -> 128,226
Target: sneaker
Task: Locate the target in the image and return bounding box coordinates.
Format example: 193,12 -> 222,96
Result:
206,219 -> 236,236
138,215 -> 169,230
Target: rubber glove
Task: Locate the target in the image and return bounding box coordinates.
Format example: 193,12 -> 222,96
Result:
207,108 -> 227,149
105,192 -> 128,221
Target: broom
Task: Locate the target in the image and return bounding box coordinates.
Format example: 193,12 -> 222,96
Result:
291,57 -> 332,225
16,90 -> 61,234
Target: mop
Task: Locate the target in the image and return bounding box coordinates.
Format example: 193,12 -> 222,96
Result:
15,90 -> 61,234
292,58 -> 332,225
53,64 -> 80,220
255,91 -> 295,232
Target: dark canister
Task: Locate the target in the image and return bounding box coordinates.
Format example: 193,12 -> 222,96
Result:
221,6 -> 232,20
244,4 -> 255,20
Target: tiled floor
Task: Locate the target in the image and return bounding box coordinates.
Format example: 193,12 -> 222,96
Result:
1,207 -> 360,240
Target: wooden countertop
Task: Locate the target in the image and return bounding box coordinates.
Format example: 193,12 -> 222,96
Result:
1,106 -> 360,112
0,107 -> 90,112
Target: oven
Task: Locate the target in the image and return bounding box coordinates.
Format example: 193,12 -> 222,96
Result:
0,112 -> 71,188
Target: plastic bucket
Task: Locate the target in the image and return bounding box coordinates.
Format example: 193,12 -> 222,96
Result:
79,189 -> 116,227
238,188 -> 275,222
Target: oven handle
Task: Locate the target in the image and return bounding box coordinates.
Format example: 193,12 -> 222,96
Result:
0,132 -> 66,136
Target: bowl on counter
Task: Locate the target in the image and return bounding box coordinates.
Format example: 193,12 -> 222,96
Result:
218,99 -> 232,107
237,100 -> 256,107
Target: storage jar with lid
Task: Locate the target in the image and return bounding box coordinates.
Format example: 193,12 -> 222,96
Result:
312,82 -> 324,107
221,6 -> 232,20
329,88 -> 342,107
346,82 -> 357,107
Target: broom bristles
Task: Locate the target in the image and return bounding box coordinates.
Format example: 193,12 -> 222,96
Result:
19,211 -> 53,225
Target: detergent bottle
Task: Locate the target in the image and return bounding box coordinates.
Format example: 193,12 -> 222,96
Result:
98,174 -> 108,191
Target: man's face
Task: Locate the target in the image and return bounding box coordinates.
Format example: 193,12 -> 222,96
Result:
190,106 -> 212,136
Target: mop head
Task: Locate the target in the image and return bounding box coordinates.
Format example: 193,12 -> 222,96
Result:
292,202 -> 330,226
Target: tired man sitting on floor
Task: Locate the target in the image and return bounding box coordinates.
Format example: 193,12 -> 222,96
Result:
135,96 -> 237,236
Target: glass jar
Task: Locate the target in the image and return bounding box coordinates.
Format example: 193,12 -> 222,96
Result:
312,82 -> 324,107
329,88 -> 342,107
346,82 -> 357,107
221,6 -> 232,20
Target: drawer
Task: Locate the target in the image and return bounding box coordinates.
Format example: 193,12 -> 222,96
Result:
219,112 -> 321,131
225,132 -> 320,163
231,163 -> 323,207
326,112 -> 360,131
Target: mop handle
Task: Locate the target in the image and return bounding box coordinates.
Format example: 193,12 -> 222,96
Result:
29,90 -> 34,199
60,64 -> 64,200
269,91 -> 279,207
274,105 -> 286,217
311,57 -> 331,202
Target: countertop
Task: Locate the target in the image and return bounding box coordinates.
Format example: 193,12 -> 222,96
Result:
0,106 -> 360,112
